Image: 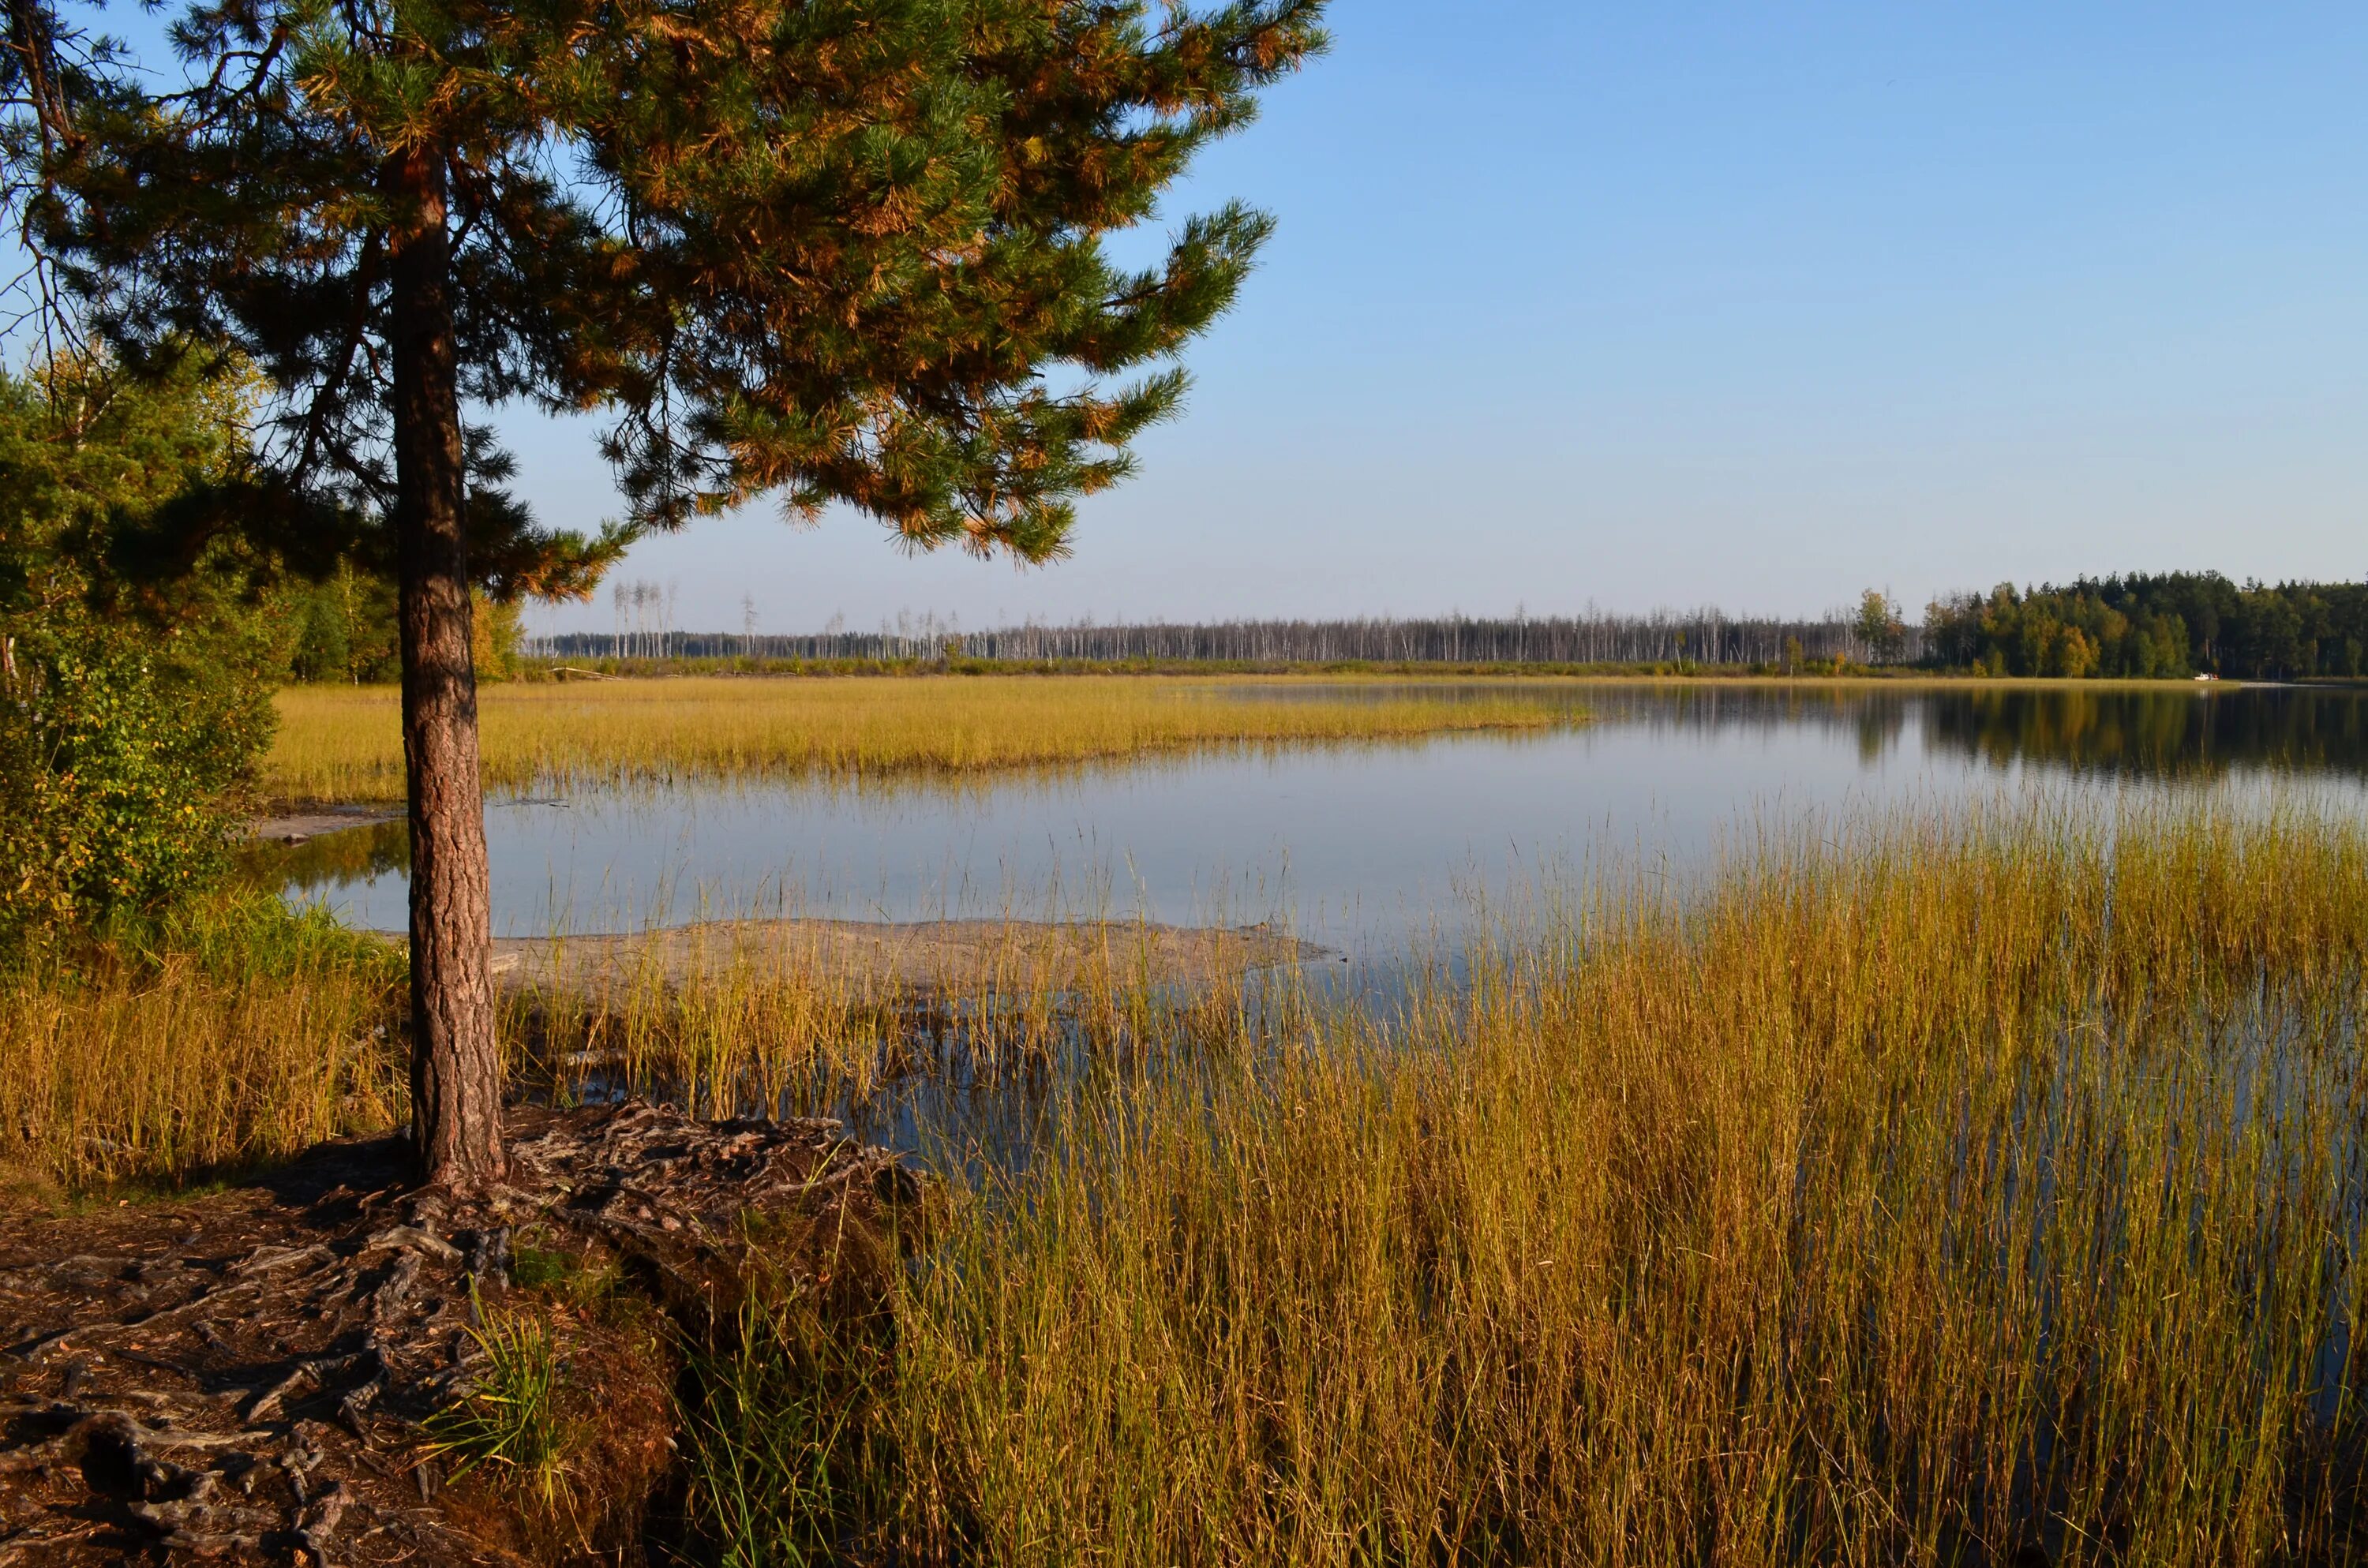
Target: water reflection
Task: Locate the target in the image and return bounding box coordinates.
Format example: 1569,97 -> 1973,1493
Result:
1548,681 -> 2368,778
267,683 -> 2368,943
257,683 -> 2368,1181
1924,684 -> 2368,777
242,818 -> 410,895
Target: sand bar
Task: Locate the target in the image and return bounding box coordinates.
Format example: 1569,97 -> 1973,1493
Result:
448,916 -> 1331,998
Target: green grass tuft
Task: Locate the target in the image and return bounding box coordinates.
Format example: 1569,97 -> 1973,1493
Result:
423,1294 -> 575,1509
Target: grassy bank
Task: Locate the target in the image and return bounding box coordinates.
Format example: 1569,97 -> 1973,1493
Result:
266,675 -> 1573,800
0,901 -> 406,1192
0,896 -> 1267,1192
691,803 -> 2368,1565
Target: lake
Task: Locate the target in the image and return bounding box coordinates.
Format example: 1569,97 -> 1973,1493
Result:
280,681 -> 2368,959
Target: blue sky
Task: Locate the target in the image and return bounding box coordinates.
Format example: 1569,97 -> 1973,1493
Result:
136,4 -> 2368,632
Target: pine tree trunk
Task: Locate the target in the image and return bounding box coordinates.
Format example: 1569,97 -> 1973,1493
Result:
388,144 -> 506,1187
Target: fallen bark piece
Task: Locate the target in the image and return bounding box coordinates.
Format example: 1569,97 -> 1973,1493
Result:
371,1250 -> 423,1323
466,1226 -> 511,1292
249,1353 -> 378,1423
337,1375 -> 384,1442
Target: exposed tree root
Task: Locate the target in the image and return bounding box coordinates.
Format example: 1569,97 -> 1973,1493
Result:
0,1101 -> 919,1566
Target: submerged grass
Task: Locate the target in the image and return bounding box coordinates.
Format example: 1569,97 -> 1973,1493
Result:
686,802 -> 2368,1565
501,912 -> 1281,1122
264,675 -> 1570,800
0,885 -> 1250,1192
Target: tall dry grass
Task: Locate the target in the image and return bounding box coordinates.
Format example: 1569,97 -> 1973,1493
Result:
0,904 -> 407,1189
21,786 -> 2368,1559
0,888 -> 1261,1192
264,676 -> 1568,799
691,802 -> 2368,1566
502,913 -> 1278,1125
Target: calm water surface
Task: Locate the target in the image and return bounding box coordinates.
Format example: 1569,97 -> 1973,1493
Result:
283,682 -> 2368,956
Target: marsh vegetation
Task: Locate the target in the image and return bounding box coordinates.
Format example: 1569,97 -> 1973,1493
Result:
21,675 -> 2368,1562
263,675 -> 1575,801
0,901 -> 405,1190
688,801 -> 2368,1565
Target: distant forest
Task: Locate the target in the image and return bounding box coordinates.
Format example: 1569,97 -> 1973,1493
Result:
1924,574 -> 2368,680
516,573 -> 2366,679
530,608 -> 1907,668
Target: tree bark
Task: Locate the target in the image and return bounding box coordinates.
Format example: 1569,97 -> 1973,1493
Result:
388,143 -> 505,1186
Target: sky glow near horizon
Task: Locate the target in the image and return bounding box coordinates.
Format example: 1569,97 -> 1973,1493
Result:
69,3 -> 2368,633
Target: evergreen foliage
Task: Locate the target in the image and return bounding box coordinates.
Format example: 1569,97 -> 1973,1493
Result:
7,0 -> 1326,1180
0,355 -> 279,948
6,0 -> 1325,564
1925,574 -> 2368,680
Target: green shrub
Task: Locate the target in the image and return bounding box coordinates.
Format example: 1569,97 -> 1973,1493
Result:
0,617 -> 273,949
0,354 -> 281,952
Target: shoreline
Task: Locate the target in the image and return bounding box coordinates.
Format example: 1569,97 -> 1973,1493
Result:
453,916 -> 1325,998
247,804 -> 407,844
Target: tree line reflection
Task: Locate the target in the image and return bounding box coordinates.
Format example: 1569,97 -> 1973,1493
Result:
1920,687 -> 2368,777
1551,682 -> 2368,777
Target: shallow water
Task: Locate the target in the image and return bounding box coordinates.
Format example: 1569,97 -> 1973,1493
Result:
260,679 -> 2368,1172
279,681 -> 2368,956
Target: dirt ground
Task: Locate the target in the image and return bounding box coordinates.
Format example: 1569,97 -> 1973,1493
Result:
0,1102 -> 920,1566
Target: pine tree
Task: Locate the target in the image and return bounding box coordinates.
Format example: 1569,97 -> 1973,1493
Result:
6,0 -> 1325,1184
